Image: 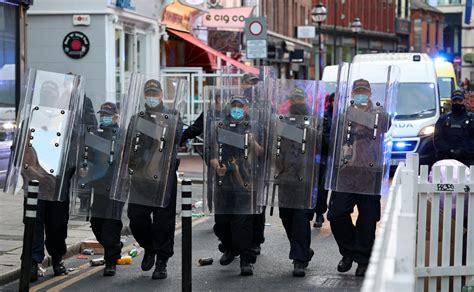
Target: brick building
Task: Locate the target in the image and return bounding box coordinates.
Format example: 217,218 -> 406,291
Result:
259,0 -> 314,78
309,0 -> 398,78
410,0 -> 444,57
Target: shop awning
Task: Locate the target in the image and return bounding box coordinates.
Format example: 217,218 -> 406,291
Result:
167,28 -> 259,75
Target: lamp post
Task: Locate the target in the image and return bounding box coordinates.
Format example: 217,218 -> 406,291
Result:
311,2 -> 327,80
351,17 -> 362,58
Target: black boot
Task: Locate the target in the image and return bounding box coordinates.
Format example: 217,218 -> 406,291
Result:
293,261 -> 306,277
337,256 -> 353,273
152,259 -> 167,280
240,257 -> 254,276
141,250 -> 155,271
52,258 -> 68,276
103,261 -> 116,276
313,214 -> 325,228
219,250 -> 238,266
355,263 -> 368,277
30,263 -> 39,282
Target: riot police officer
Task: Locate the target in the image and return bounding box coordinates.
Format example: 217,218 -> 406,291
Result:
82,102 -> 125,277
327,79 -> 389,277
210,95 -> 263,276
24,80 -> 74,281
434,89 -> 474,166
126,79 -> 181,280
275,88 -> 316,277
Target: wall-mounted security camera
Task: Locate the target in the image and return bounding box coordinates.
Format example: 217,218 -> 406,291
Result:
162,33 -> 169,42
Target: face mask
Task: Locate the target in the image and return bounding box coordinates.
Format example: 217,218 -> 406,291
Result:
451,103 -> 466,115
145,97 -> 161,108
100,116 -> 113,126
230,107 -> 245,120
353,94 -> 369,105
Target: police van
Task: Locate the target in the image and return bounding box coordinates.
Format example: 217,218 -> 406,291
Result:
323,53 -> 440,167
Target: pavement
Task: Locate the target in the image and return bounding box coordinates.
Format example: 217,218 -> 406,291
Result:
0,156 -> 205,286
1,210 -> 363,292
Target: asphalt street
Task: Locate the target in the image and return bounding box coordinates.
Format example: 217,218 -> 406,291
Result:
1,207 -> 364,292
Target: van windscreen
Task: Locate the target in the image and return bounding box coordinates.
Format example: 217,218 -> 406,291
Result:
394,83 -> 437,120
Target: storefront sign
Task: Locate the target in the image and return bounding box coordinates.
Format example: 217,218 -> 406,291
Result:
73,15 -> 91,26
290,49 -> 305,63
297,26 -> 315,39
116,0 -> 134,9
203,7 -> 254,28
162,1 -> 202,32
208,30 -> 241,53
63,31 -> 90,59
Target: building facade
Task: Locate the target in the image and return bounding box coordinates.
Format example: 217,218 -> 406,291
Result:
27,0 -> 165,108
410,0 -> 444,57
259,0 -> 313,79
311,0 -> 398,78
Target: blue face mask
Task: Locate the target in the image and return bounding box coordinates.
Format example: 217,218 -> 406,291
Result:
145,97 -> 161,108
100,116 -> 113,126
230,107 -> 245,120
353,94 -> 369,105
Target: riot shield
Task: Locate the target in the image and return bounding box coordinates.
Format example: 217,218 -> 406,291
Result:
204,80 -> 268,214
4,69 -> 83,201
265,80 -> 325,209
69,87 -> 136,220
325,63 -> 400,195
111,75 -> 187,207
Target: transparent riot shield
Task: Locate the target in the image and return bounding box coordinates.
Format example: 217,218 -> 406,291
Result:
4,69 -> 83,201
69,87 -> 136,220
111,74 -> 187,207
265,80 -> 325,209
204,81 -> 268,214
325,63 -> 400,195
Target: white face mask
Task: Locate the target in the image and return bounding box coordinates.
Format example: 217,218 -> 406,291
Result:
145,96 -> 161,108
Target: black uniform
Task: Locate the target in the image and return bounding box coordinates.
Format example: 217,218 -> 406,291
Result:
434,110 -> 474,167
183,112 -> 266,250
328,105 -> 389,265
211,113 -> 263,264
86,124 -> 125,264
127,103 -> 182,262
275,107 -> 314,264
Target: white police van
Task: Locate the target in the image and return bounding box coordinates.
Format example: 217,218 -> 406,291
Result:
323,53 -> 440,167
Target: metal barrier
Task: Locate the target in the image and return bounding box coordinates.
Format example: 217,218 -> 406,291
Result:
362,153 -> 474,292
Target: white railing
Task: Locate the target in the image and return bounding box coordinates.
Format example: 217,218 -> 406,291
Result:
362,153 -> 474,292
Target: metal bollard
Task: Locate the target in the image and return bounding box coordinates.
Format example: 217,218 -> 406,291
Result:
181,179 -> 192,292
19,180 -> 39,292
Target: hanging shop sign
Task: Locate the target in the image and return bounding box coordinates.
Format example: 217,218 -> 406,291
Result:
203,7 -> 254,28
63,31 -> 90,59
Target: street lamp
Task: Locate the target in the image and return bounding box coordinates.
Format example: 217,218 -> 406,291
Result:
351,17 -> 362,57
311,2 -> 327,80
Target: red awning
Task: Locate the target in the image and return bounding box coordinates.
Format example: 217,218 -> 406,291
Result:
167,29 -> 259,75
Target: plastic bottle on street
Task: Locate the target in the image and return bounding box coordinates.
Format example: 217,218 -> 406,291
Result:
116,256 -> 132,265
128,248 -> 138,258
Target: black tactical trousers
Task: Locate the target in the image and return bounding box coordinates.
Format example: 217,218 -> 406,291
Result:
90,217 -> 123,263
26,199 -> 69,264
252,206 -> 266,246
327,192 -> 381,264
213,214 -> 256,263
279,208 -> 313,262
127,175 -> 178,261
